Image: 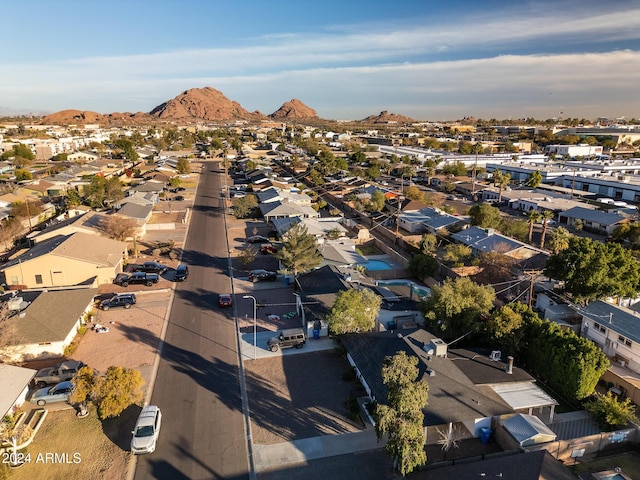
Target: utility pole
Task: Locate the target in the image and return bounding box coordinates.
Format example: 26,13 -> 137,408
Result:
524,269 -> 544,308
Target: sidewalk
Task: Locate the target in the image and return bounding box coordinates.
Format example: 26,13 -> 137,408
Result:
253,430 -> 386,473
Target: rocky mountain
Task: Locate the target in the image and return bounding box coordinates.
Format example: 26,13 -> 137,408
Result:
269,99 -> 317,120
41,109 -> 152,125
150,87 -> 266,122
359,110 -> 417,124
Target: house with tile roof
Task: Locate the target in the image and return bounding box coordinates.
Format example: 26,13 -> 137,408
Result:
0,288 -> 98,361
0,232 -> 126,288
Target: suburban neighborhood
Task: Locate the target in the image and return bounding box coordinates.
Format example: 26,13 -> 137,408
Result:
1,103 -> 640,480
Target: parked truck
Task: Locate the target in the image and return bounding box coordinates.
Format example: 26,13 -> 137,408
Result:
116,272 -> 159,287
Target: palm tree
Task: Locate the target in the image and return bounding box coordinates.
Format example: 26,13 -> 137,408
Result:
539,210 -> 555,249
493,169 -> 511,202
525,210 -> 542,244
548,227 -> 571,254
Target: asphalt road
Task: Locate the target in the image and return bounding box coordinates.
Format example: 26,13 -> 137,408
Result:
134,164 -> 250,479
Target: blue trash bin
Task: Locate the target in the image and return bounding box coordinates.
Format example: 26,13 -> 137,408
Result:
479,427 -> 491,444
313,329 -> 320,339
284,276 -> 290,286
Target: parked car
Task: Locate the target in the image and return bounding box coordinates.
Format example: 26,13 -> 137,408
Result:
246,235 -> 270,243
218,294 -> 232,307
267,328 -> 306,352
174,264 -> 189,282
174,195 -> 185,201
31,381 -> 74,406
135,262 -> 168,274
248,269 -> 277,283
99,293 -> 137,311
131,405 -> 162,454
33,361 -> 85,388
260,244 -> 278,254
116,272 -> 160,287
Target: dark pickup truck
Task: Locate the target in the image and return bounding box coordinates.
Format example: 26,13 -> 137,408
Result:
116,272 -> 160,287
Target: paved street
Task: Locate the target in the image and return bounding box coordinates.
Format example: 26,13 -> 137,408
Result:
134,163 -> 250,479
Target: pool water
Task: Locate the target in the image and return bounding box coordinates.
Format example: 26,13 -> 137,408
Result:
361,260 -> 392,271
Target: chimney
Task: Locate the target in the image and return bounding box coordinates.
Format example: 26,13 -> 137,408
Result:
506,356 -> 514,375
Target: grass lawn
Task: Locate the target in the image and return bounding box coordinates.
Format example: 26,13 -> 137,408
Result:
2,406 -> 132,480
572,451 -> 640,478
355,245 -> 383,256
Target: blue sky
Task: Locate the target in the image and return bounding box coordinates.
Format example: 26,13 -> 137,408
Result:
1,0 -> 639,121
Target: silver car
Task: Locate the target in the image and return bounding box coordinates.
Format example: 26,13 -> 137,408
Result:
30,381 -> 73,406
131,405 -> 162,454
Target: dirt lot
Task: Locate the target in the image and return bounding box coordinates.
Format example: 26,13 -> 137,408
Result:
243,350 -> 364,445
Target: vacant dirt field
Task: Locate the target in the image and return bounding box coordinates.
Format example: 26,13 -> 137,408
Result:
243,350 -> 364,445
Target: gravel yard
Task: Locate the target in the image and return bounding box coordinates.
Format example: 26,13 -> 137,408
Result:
243,350 -> 364,445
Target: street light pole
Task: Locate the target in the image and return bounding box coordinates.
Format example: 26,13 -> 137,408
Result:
243,295 -> 257,360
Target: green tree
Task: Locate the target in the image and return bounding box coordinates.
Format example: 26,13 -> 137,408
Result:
443,243 -> 472,266
15,169 -> 32,181
168,177 -> 182,187
545,236 -> 640,302
277,223 -> 321,276
232,194 -> 258,218
409,254 -> 439,280
524,210 -> 541,244
65,189 -> 82,207
525,170 -> 543,188
403,185 -> 426,202
375,351 -> 428,476
468,203 -> 502,228
547,226 -> 571,254
539,210 -> 555,249
422,277 -> 496,339
524,316 -> 609,401
419,233 -> 438,255
367,190 -> 386,212
492,170 -> 511,202
104,177 -> 124,205
500,218 -> 528,242
612,222 -> 640,246
485,305 -> 524,355
584,392 -> 637,431
327,288 -> 381,335
176,158 -> 190,174
71,366 -> 145,420
442,162 -> 467,177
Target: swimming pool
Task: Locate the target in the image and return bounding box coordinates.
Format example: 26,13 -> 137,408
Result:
360,260 -> 393,271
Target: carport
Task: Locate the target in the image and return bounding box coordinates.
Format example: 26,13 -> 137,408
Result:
491,382 -> 558,422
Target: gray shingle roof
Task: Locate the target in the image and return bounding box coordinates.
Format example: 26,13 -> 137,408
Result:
560,206 -> 627,226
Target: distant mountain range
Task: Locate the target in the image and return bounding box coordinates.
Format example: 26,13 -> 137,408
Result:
38,87 -> 416,125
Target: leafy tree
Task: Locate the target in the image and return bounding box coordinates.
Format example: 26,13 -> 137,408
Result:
104,177 -> 124,205
422,277 -> 496,339
539,210 -> 555,249
403,185 -> 426,202
419,233 -> 438,255
52,152 -> 68,161
525,170 -> 543,188
442,162 -> 467,177
612,222 -> 640,246
1,143 -> 34,161
277,223 -> 321,276
326,227 -> 343,240
485,305 -> 524,355
168,177 -> 182,187
327,288 -> 381,335
114,138 -> 139,162
11,199 -> 42,218
524,210 -> 541,244
15,169 -> 32,181
545,236 -> 640,302
524,316 -> 609,402
0,217 -> 23,250
95,366 -> 145,419
375,351 -> 428,476
100,215 -> 138,241
547,226 -> 571,254
232,194 -> 258,218
367,190 -> 386,213
176,158 -> 190,174
500,218 -> 528,242
409,254 -> 439,280
70,366 -> 145,420
468,203 -> 502,228
584,391 -> 637,431
443,243 -> 472,266
65,188 -> 82,207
